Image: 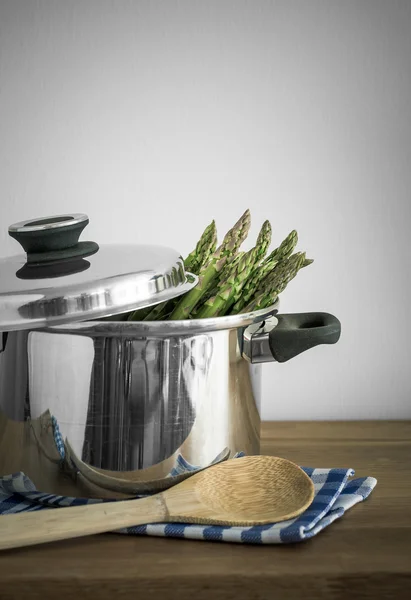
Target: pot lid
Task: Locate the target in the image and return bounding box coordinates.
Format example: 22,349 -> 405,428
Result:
0,213 -> 197,331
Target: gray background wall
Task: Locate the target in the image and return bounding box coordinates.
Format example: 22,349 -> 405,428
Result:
0,0 -> 410,419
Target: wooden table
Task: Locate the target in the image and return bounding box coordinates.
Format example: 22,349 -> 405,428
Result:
0,421 -> 410,599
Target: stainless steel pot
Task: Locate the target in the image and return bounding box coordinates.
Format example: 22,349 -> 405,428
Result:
0,214 -> 341,498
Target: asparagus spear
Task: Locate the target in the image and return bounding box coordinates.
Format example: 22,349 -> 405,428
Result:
233,229 -> 298,313
257,228 -> 298,282
241,291 -> 278,313
230,220 -> 272,303
263,229 -> 298,266
142,300 -> 169,321
169,210 -> 251,320
185,220 -> 217,275
141,221 -> 218,321
258,229 -> 299,282
235,260 -> 277,313
215,209 -> 251,260
255,220 -> 272,260
127,305 -> 154,321
219,250 -> 245,279
262,252 -> 305,288
168,254 -> 227,319
193,251 -> 245,314
239,252 -> 307,313
196,215 -> 267,313
195,246 -> 259,319
193,219 -> 271,319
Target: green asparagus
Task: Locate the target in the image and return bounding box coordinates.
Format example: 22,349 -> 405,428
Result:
232,229 -> 298,314
193,251 -> 245,314
215,209 -> 251,260
169,209 -> 251,319
229,220 -> 271,308
262,252 -> 305,288
169,254 -> 228,319
142,300 -> 170,321
195,246 -> 259,318
127,305 -> 154,321
265,229 -> 298,264
141,222 -> 218,321
239,252 -> 307,313
184,220 -> 217,275
302,258 -> 314,268
255,220 -> 272,260
194,220 -> 271,317
123,212 -> 313,322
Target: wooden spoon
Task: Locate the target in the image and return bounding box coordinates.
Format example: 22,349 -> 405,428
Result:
0,456 -> 314,551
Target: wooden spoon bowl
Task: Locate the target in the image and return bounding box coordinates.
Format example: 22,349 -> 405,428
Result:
187,455 -> 314,525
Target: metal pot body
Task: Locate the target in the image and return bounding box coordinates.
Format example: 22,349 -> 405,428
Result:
0,310 -> 275,494
0,306 -> 340,497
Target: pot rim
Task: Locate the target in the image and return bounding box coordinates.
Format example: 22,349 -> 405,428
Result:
41,300 -> 280,337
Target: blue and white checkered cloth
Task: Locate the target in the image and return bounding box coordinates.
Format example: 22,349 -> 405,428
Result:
0,417 -> 377,544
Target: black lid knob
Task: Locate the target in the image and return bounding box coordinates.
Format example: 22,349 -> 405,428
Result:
8,213 -> 99,265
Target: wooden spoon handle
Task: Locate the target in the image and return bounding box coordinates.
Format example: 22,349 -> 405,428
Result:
0,495 -> 167,551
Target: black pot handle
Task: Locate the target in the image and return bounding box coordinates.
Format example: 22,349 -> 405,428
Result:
268,312 -> 341,363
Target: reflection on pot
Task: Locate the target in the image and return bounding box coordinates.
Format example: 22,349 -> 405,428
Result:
0,324 -> 261,489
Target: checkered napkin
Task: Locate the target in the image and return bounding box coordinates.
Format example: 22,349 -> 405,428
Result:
0,418 -> 377,545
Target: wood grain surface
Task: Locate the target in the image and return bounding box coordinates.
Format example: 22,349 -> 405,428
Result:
0,420 -> 410,600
